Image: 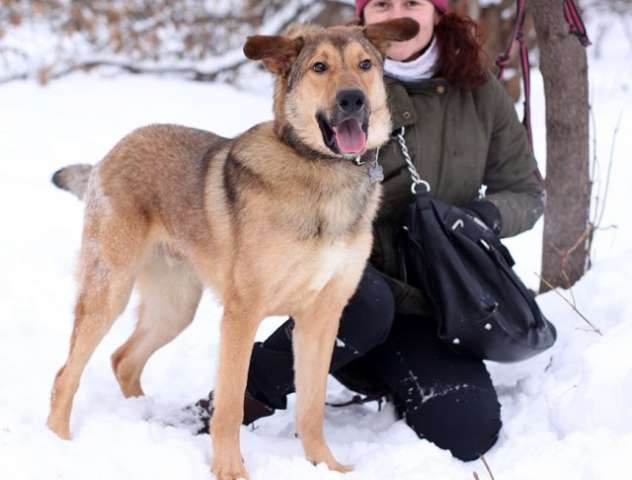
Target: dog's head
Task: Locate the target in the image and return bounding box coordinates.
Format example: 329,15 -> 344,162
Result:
244,19 -> 419,159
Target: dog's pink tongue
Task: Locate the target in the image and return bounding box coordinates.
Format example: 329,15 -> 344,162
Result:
334,119 -> 366,154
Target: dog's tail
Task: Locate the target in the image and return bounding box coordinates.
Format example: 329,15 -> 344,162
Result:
51,164 -> 93,200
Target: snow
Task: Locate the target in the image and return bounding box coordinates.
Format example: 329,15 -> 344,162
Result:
1,12 -> 632,480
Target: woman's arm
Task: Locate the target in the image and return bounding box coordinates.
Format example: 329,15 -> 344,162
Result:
482,77 -> 545,238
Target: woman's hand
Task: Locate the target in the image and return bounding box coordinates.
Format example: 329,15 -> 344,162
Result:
444,201 -> 503,239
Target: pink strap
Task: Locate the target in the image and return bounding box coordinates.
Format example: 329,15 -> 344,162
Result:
495,0 -> 591,152
564,0 -> 592,47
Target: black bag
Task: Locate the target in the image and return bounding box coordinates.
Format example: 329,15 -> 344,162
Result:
393,127 -> 556,362
401,188 -> 557,362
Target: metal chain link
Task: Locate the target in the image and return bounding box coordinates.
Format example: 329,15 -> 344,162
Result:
396,127 -> 430,194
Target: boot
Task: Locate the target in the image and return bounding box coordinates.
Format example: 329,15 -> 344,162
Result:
193,390 -> 275,434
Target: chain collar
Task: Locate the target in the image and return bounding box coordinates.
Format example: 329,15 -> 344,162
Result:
396,126 -> 430,194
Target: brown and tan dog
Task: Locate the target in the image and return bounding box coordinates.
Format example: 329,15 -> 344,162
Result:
47,19 -> 418,480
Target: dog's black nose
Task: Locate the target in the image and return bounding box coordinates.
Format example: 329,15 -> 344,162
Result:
336,89 -> 366,116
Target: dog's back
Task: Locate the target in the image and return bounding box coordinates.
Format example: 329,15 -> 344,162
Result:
52,124 -> 228,201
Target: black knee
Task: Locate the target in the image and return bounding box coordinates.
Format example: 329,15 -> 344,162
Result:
337,266 -> 395,355
401,384 -> 502,461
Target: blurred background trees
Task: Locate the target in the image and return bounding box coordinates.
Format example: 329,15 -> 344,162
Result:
1,1 -> 628,88
0,0 -> 353,84
3,0 -> 626,87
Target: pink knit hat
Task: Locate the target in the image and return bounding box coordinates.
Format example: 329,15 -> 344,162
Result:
355,0 -> 449,18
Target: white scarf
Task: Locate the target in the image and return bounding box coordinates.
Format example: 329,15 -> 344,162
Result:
384,36 -> 439,82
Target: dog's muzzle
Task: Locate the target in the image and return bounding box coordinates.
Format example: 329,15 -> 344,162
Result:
317,89 -> 369,156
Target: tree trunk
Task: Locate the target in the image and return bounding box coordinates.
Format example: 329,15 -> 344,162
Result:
529,0 -> 591,292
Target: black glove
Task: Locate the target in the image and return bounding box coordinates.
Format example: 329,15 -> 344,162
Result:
443,200 -> 514,265
443,200 -> 502,242
463,200 -> 503,236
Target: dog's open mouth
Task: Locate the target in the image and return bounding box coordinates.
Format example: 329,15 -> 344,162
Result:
317,113 -> 368,155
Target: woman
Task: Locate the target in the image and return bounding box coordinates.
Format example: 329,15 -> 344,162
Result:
195,0 -> 544,461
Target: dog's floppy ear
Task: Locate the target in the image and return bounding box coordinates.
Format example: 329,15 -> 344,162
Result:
244,35 -> 304,75
363,18 -> 420,55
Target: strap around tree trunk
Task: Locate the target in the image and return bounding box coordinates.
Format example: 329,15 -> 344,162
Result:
563,0 -> 592,47
495,0 -> 592,151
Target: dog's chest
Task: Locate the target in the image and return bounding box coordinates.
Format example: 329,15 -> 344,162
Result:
298,183 -> 373,239
307,242 -> 358,291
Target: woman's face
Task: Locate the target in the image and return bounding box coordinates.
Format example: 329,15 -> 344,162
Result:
363,0 -> 439,61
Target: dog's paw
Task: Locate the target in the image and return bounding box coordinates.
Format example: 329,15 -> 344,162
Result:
211,453 -> 249,480
313,458 -> 353,474
328,461 -> 353,474
211,464 -> 250,480
46,417 -> 71,441
306,446 -> 354,473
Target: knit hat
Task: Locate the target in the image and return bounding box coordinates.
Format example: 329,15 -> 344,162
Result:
355,0 -> 449,18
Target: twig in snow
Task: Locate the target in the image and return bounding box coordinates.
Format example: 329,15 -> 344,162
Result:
595,109 -> 624,229
536,273 -> 603,336
561,270 -> 578,306
546,224 -> 596,291
587,108 -> 623,265
589,99 -> 600,224
481,455 -> 496,480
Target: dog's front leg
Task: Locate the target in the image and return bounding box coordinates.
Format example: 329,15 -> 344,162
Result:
292,276 -> 358,473
211,300 -> 261,480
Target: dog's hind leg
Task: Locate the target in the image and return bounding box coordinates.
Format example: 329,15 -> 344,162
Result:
47,212 -> 149,440
111,252 -> 203,398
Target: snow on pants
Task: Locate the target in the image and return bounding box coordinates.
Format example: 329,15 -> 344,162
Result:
247,265 -> 502,462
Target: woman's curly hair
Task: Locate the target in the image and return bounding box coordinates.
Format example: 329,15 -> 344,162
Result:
434,12 -> 488,88
353,10 -> 488,88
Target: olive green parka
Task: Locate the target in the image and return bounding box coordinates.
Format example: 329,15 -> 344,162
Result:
372,73 -> 545,315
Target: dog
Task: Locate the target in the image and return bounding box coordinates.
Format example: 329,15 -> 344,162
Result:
47,18 -> 418,480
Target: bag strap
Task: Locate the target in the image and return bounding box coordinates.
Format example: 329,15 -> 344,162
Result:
396,126 -> 431,194
563,0 -> 592,47
495,0 -> 532,146
326,393 -> 386,410
495,0 -> 591,150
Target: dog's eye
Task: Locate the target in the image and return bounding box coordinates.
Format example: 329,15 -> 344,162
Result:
359,59 -> 372,71
312,62 -> 328,73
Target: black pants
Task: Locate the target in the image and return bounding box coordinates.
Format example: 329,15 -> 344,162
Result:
247,266 -> 502,462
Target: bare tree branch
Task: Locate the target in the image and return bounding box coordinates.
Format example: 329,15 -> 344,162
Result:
535,273 -> 603,336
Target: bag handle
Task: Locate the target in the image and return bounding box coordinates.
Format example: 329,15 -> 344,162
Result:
396,127 -> 431,194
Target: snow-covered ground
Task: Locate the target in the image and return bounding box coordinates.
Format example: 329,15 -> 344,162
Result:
1,13 -> 632,480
